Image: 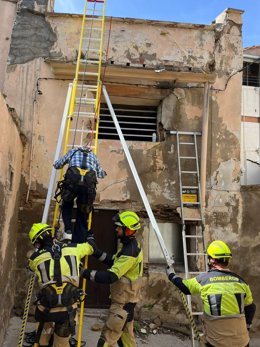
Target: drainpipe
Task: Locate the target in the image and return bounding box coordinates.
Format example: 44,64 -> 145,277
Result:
200,82 -> 210,213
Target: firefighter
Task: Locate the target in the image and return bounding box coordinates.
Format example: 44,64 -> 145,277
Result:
166,240 -> 256,347
81,211 -> 143,347
28,223 -> 96,347
54,145 -> 107,243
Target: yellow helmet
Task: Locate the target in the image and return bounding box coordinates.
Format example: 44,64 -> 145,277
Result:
207,240 -> 232,259
29,223 -> 54,244
112,211 -> 141,231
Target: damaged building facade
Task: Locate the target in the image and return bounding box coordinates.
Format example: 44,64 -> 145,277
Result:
0,0 -> 259,344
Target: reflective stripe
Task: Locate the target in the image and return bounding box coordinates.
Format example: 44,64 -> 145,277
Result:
64,255 -> 78,276
90,270 -> 97,281
38,261 -> 51,283
208,294 -> 222,316
235,293 -> 245,314
99,252 -> 107,262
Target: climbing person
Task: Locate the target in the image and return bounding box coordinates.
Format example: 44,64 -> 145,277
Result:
28,223 -> 96,347
81,211 -> 143,347
166,240 -> 256,347
54,145 -> 107,243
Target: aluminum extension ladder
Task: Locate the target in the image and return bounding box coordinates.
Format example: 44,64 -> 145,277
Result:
171,131 -> 207,347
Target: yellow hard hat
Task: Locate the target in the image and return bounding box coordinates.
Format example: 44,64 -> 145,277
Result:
112,211 -> 141,231
29,223 -> 54,244
207,240 -> 232,259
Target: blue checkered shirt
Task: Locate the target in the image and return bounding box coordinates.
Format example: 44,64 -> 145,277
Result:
54,147 -> 107,178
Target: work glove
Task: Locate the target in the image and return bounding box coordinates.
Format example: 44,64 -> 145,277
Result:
81,269 -> 96,281
166,265 -> 176,281
246,324 -> 252,331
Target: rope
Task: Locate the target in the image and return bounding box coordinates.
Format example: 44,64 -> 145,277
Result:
178,290 -> 200,342
17,274 -> 35,347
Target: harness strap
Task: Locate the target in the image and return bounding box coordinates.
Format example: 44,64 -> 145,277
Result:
34,318 -> 45,343
52,244 -> 63,287
81,149 -> 88,170
67,305 -> 76,335
54,180 -> 63,203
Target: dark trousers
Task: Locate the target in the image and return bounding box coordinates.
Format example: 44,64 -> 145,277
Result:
62,186 -> 96,243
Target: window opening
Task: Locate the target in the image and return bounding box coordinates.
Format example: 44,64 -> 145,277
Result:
243,62 -> 260,87
99,104 -> 157,142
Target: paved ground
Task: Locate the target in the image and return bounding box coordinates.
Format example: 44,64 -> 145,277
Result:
3,309 -> 191,347
4,310 -> 259,347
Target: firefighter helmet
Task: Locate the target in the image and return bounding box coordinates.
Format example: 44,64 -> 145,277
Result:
207,240 -> 232,259
112,211 -> 141,231
29,223 -> 54,244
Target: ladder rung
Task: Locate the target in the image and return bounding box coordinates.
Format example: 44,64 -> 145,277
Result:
182,186 -> 199,189
187,252 -> 205,256
80,59 -> 100,65
76,84 -> 98,90
86,17 -> 103,21
69,129 -> 96,134
78,71 -> 99,76
183,218 -> 202,221
191,312 -> 204,316
179,142 -> 194,145
67,144 -> 95,149
83,37 -> 101,42
180,156 -> 196,159
87,8 -> 104,13
181,171 -> 197,174
83,48 -> 100,52
75,97 -> 96,104
189,271 -> 204,275
185,235 -> 203,238
73,112 -> 96,117
182,202 -> 200,205
85,27 -> 102,31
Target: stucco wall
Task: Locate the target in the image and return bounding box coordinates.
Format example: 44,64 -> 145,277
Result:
240,186 -> 260,337
0,93 -> 24,345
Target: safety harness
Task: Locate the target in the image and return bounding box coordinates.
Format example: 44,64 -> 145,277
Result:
34,242 -> 83,343
54,148 -> 97,203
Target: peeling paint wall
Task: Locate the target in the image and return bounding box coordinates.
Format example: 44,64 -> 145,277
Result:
0,93 -> 24,345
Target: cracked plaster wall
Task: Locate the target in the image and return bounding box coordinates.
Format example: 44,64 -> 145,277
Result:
0,93 -> 24,345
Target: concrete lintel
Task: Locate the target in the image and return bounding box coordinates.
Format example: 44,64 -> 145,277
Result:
46,60 -> 216,84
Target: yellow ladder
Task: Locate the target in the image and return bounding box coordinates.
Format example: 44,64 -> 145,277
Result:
18,1 -> 107,347
52,1 -> 107,346
53,0 -> 107,231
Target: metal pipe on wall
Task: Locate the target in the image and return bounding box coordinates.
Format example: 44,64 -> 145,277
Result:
200,82 -> 210,212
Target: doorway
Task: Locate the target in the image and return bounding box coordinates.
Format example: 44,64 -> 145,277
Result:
85,209 -> 118,308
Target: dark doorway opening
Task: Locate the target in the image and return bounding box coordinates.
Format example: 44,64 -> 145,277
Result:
85,209 -> 118,308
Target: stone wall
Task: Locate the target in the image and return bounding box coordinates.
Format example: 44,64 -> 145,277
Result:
0,93 -> 24,345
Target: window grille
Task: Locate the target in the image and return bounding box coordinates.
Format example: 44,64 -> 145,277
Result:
243,62 -> 260,87
99,104 -> 157,142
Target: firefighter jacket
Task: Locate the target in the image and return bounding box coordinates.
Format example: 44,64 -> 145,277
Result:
109,238 -> 143,304
92,238 -> 143,304
182,269 -> 253,317
29,241 -> 94,287
181,269 -> 254,347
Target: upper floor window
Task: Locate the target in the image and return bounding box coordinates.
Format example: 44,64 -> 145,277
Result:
243,62 -> 260,87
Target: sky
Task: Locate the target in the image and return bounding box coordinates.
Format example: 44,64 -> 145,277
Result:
54,0 -> 259,48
